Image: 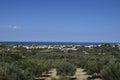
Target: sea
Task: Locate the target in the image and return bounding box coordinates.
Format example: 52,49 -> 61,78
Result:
0,41 -> 119,46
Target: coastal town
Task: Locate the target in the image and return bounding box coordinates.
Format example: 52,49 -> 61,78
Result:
5,43 -> 120,53
6,43 -> 119,50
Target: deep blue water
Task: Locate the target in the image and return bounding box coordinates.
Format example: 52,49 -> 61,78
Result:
0,42 -> 119,45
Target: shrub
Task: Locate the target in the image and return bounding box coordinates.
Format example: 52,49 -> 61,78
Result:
51,77 -> 58,80
59,76 -> 69,80
101,62 -> 120,80
85,60 -> 101,74
56,62 -> 76,76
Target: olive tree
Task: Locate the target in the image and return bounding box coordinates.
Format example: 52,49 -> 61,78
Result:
56,62 -> 76,76
101,62 -> 120,80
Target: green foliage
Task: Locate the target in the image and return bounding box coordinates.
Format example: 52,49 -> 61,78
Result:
59,76 -> 69,80
0,62 -> 25,80
101,62 -> 120,80
51,77 -> 58,80
85,60 -> 102,74
0,44 -> 120,80
56,62 -> 76,76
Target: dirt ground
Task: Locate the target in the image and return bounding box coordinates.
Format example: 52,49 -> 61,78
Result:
46,68 -> 90,80
46,68 -> 59,80
75,68 -> 90,80
45,68 -> 101,80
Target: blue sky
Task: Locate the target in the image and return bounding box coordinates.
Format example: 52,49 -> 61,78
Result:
0,0 -> 120,42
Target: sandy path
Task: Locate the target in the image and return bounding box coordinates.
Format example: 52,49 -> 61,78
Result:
47,68 -> 89,80
46,68 -> 59,80
75,68 -> 90,80
46,68 -> 91,80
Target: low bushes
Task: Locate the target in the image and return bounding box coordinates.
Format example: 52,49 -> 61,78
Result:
101,62 -> 120,80
56,62 -> 76,76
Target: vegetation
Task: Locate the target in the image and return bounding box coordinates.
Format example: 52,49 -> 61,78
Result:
0,44 -> 120,80
101,62 -> 120,80
56,61 -> 76,76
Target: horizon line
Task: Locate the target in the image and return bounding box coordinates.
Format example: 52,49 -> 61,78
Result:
0,41 -> 119,43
